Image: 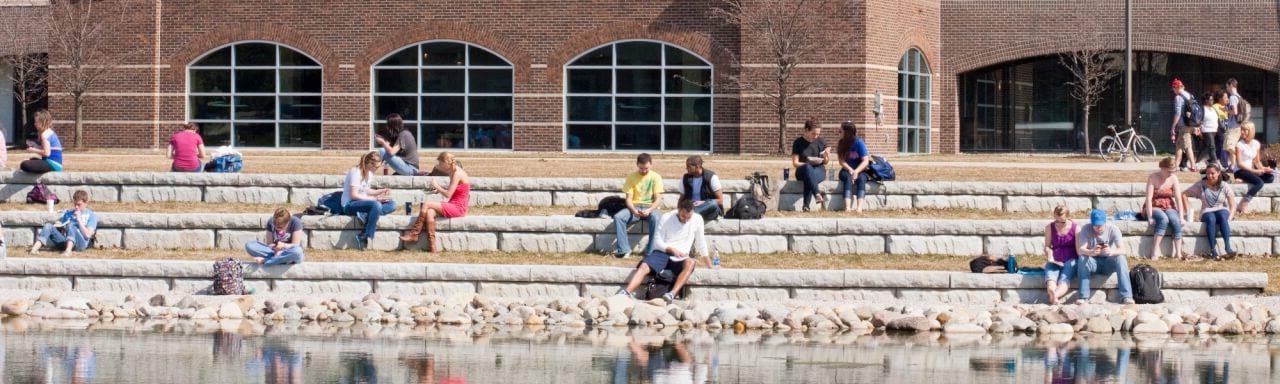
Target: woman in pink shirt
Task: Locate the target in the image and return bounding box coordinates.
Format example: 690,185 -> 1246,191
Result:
168,122 -> 207,172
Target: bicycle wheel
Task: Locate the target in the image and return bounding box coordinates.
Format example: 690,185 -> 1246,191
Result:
1098,136 -> 1120,162
1134,135 -> 1157,161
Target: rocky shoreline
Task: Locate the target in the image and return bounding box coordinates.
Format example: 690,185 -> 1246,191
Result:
3,292 -> 1279,336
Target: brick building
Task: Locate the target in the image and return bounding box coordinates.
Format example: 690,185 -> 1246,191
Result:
3,1 -> 1278,154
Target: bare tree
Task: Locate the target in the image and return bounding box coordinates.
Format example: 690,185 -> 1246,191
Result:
1059,40 -> 1120,155
712,0 -> 841,154
0,10 -> 49,137
45,0 -> 144,148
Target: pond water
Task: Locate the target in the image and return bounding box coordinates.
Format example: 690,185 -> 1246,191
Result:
1,318 -> 1277,383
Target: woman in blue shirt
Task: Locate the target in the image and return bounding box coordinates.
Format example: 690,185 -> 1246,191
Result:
836,121 -> 872,213
19,109 -> 63,174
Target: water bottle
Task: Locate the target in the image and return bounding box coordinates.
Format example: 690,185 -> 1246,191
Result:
712,250 -> 721,269
782,168 -> 790,181
1006,251 -> 1017,274
46,199 -> 54,214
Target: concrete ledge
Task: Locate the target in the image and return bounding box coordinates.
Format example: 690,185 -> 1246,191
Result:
6,172 -> 1280,212
0,258 -> 1264,303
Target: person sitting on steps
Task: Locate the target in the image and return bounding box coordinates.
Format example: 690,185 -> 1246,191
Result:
342,151 -> 395,250
374,113 -> 421,176
836,120 -> 872,213
1042,205 -> 1078,305
677,155 -> 725,221
30,190 -> 97,256
612,153 -> 663,258
401,152 -> 470,252
616,198 -> 711,303
1182,163 -> 1238,260
1143,156 -> 1185,260
1075,209 -> 1136,305
245,208 -> 305,265
19,109 -> 64,174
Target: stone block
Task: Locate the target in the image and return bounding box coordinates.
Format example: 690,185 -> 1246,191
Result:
886,236 -> 984,256
836,219 -> 933,235
425,263 -> 531,282
528,265 -> 629,284
821,195 -> 913,211
688,287 -> 790,302
124,229 -> 215,249
739,219 -> 831,235
309,231 -> 401,251
374,281 -> 477,297
272,280 -> 373,295
74,277 -> 170,292
289,188 -> 331,205
0,276 -> 73,291
217,230 -> 264,251
172,278 -> 270,294
934,220 -> 1041,236
1210,288 -> 1263,296
2,227 -> 34,247
1003,196 -> 1093,213
92,229 -> 123,249
405,232 -> 499,252
452,216 -> 550,232
984,236 -> 1044,257
1183,237 -> 1271,256
583,284 -> 625,298
477,282 -> 580,298
1002,289 -> 1050,304
777,193 -> 847,211
790,235 -> 885,254
204,187 -> 289,204
552,192 -> 622,207
737,269 -> 844,288
844,270 -> 952,288
951,273 -> 1038,289
1240,197 -> 1273,213
0,184 -> 33,203
386,190 -> 429,206
897,289 -> 1001,304
469,191 -> 554,207
1161,272 -> 1267,289
120,186 -> 203,203
499,233 -> 595,253
709,236 -> 789,254
1160,289 -> 1212,303
593,234 -> 651,254
912,195 -> 1003,210
1094,197 -> 1143,212
792,289 -> 896,302
114,260 -> 208,278
47,185 -> 120,203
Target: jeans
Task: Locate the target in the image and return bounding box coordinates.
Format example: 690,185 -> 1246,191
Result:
377,148 -> 418,176
612,204 -> 660,256
1201,210 -> 1234,257
1077,255 -> 1133,300
343,200 -> 396,240
1149,208 -> 1182,239
36,223 -> 90,252
1233,170 -> 1275,203
245,241 -> 304,265
1204,131 -> 1221,166
838,168 -> 868,199
691,200 -> 722,221
1044,258 -> 1077,285
796,164 -> 825,209
171,162 -> 203,173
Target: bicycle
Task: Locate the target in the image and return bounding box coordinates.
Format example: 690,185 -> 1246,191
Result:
1098,123 -> 1156,162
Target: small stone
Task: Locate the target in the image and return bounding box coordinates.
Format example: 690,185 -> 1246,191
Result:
148,294 -> 167,307
234,297 -> 254,313
333,312 -> 355,322
872,310 -> 902,328
1170,323 -> 1194,334
1132,321 -> 1171,334
28,307 -> 88,319
2,300 -> 30,316
263,300 -> 283,314
362,293 -> 381,303
218,302 -> 244,319
887,316 -> 932,332
943,323 -> 986,334
36,292 -> 57,303
989,322 -> 1014,333
176,296 -> 198,309
192,306 -> 218,320
1220,320 -> 1245,335
1265,319 -> 1280,334
1044,323 -> 1074,334
1085,317 -> 1113,334
524,314 -> 544,325
472,295 -> 494,310
935,312 -> 951,325
55,297 -> 91,311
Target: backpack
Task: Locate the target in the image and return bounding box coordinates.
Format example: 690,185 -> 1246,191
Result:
205,154 -> 243,173
637,269 -> 689,300
726,194 -> 766,220
1179,94 -> 1205,127
212,257 -> 245,295
597,196 -> 628,217
25,183 -> 59,204
317,191 -> 344,215
1236,94 -> 1252,123
867,155 -> 896,182
1129,263 -> 1164,304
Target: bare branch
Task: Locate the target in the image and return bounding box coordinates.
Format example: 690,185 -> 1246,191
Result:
1059,36 -> 1121,155
0,10 -> 48,130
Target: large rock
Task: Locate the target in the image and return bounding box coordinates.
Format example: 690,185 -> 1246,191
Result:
887,316 -> 932,332
1266,319 -> 1280,334
217,302 -> 244,319
604,295 -> 635,315
1,299 -> 29,316
1132,321 -> 1171,334
628,303 -> 667,326
27,307 -> 89,319
1085,317 -> 1113,334
943,323 -> 986,334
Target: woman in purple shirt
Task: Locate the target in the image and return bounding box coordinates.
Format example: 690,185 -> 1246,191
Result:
835,121 -> 871,213
1042,205 -> 1079,305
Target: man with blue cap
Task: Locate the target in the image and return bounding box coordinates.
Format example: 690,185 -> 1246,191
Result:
1075,209 -> 1136,304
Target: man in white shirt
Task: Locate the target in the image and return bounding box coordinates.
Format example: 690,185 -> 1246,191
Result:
617,199 -> 711,302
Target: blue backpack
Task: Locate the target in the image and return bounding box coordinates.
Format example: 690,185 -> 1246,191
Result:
317,191 -> 344,215
208,154 -> 243,173
868,155 -> 896,182
1179,94 -> 1204,127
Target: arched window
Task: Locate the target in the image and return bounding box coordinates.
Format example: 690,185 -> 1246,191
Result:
371,41 -> 514,150
898,48 -> 931,153
565,40 -> 712,151
188,42 -> 322,147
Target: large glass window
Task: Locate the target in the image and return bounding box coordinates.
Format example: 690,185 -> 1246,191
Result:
898,49 -> 931,153
565,41 -> 712,151
188,42 -> 322,147
372,41 -> 514,150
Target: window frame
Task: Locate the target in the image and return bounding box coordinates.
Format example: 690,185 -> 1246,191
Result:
563,39 -> 714,153
186,41 -> 324,148
369,40 -> 515,151
898,48 -> 932,153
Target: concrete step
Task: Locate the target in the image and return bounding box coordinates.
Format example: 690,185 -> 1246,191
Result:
3,212 -> 1277,256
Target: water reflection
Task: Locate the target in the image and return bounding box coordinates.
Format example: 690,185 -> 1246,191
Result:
0,318 -> 1276,383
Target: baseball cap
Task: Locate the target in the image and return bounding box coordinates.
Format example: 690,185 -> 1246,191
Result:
1089,209 -> 1107,226
1171,78 -> 1184,88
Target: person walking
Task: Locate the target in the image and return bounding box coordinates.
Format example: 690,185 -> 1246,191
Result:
791,119 -> 829,211
1223,79 -> 1244,169
1199,92 -> 1222,168
1170,79 -> 1198,172
400,152 -> 470,252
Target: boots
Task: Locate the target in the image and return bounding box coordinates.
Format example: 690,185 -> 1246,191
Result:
426,214 -> 440,253
400,208 -> 427,243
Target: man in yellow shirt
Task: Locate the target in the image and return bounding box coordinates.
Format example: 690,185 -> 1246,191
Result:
614,153 -> 664,258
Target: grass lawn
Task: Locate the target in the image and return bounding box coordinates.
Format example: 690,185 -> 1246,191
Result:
13,250 -> 1277,293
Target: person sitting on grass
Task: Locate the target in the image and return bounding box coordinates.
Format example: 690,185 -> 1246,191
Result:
342,151 -> 395,250
613,153 -> 663,258
616,198 -> 711,303
1075,209 -> 1136,304
1182,163 -> 1237,260
30,190 -> 97,256
677,155 -> 724,221
245,208 -> 304,265
400,152 -> 470,253
1042,205 -> 1078,305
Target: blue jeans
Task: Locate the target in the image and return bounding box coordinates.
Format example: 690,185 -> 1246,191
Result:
1150,208 -> 1182,239
245,241 -> 304,265
1201,210 -> 1234,257
1077,256 -> 1133,300
612,204 -> 660,256
343,200 -> 396,240
36,223 -> 90,252
838,168 -> 868,199
171,162 -> 203,173
796,164 -> 825,209
1044,258 -> 1077,285
377,148 -> 418,176
1233,169 -> 1275,203
691,200 -> 722,221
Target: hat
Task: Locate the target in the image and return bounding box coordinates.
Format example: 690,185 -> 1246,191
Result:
1089,209 -> 1107,226
1171,78 -> 1184,88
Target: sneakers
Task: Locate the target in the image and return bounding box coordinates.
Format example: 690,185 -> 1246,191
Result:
352,235 -> 368,251
662,292 -> 675,303
614,251 -> 631,259
615,288 -> 633,299
1122,298 -> 1136,305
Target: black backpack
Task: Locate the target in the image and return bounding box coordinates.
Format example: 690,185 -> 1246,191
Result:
597,196 -> 628,217
637,269 -> 689,300
1130,263 -> 1164,304
1179,94 -> 1205,127
727,195 -> 765,220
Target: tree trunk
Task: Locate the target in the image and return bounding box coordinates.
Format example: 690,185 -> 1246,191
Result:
19,105 -> 28,139
74,96 -> 84,149
777,94 -> 788,154
1081,106 -> 1091,155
